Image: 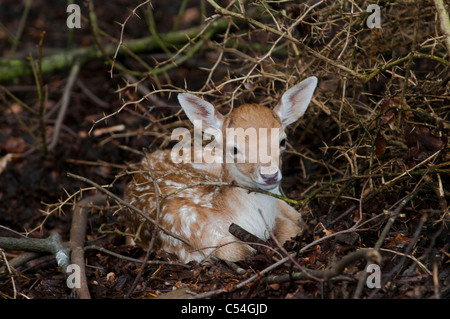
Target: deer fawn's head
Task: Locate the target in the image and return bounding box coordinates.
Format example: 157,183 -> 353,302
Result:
177,76 -> 317,191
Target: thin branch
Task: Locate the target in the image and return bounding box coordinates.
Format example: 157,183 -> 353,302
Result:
0,249 -> 17,299
69,194 -> 107,299
84,245 -> 190,268
48,62 -> 80,151
109,0 -> 152,77
262,249 -> 381,285
229,222 -> 271,256
0,232 -> 70,274
434,0 -> 450,56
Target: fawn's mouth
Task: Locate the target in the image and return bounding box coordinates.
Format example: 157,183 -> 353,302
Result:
256,179 -> 280,190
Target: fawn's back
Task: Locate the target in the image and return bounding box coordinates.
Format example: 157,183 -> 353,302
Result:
123,76 -> 318,263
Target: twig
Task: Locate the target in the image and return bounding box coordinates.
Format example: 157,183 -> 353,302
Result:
87,0 -> 150,77
76,79 -> 109,108
192,219 -> 373,299
161,180 -> 300,205
0,232 -> 70,274
29,31 -> 48,154
69,194 -> 107,299
109,0 -> 151,77
229,222 -> 271,256
9,0 -> 31,57
0,249 -> 17,299
434,0 -> 450,56
0,251 -> 42,280
84,245 -> 190,268
229,223 -> 268,247
201,21 -> 231,91
262,249 -> 381,284
48,62 -> 80,151
379,248 -> 432,277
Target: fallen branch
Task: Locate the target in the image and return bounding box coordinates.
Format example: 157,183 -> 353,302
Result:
69,194 -> 107,299
434,0 -> 450,56
0,19 -> 230,82
262,248 -> 381,285
229,223 -> 270,249
0,232 -> 70,274
0,251 -> 42,280
0,194 -> 107,299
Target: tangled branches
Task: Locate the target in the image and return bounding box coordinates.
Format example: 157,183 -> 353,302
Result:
1,0 -> 449,299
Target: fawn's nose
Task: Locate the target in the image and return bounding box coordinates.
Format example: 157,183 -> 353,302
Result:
259,166 -> 280,184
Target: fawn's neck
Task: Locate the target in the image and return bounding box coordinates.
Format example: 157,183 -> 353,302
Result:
218,166 -> 279,240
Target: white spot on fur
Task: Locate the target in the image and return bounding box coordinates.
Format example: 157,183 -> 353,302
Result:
179,205 -> 198,238
163,213 -> 174,224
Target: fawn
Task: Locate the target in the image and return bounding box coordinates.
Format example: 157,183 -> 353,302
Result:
123,76 -> 318,263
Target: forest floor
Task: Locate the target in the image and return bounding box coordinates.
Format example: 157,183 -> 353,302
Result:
0,0 -> 449,299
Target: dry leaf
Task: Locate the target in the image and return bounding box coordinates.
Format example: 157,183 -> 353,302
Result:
3,136 -> 27,153
375,132 -> 386,157
269,283 -> 280,290
385,233 -> 412,248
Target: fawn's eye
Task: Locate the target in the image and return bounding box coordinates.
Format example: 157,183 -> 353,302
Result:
233,147 -> 239,155
280,139 -> 286,147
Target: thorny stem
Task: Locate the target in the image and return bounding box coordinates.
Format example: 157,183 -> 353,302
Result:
29,31 -> 48,154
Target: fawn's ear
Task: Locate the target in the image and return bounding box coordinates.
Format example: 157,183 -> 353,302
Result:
178,93 -> 224,131
274,76 -> 318,128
